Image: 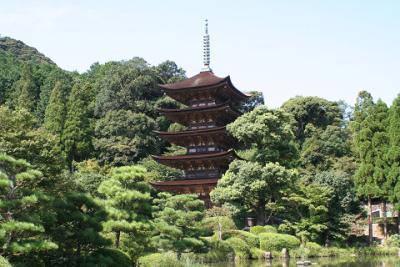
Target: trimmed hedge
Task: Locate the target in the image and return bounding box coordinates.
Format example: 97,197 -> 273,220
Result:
0,257 -> 11,267
225,237 -> 251,259
250,225 -> 278,235
138,253 -> 183,267
87,248 -> 132,267
259,233 -> 300,251
264,225 -> 278,233
222,230 -> 259,248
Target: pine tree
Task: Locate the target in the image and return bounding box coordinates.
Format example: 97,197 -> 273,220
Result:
62,82 -> 93,170
43,81 -> 67,137
152,193 -> 207,259
97,165 -> 152,261
388,95 -> 400,208
0,154 -> 57,264
14,64 -> 38,112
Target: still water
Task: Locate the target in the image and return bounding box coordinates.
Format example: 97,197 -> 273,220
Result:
210,257 -> 400,267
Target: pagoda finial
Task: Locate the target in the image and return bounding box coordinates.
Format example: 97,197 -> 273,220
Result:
202,19 -> 211,72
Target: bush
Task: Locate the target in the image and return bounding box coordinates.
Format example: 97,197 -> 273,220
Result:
250,225 -> 266,235
202,216 -> 237,235
0,257 -> 11,267
225,237 -> 251,259
138,253 -> 184,267
387,234 -> 400,247
305,242 -> 323,257
264,225 -> 278,233
86,248 -> 132,267
185,240 -> 234,263
222,230 -> 259,248
250,247 -> 265,259
259,233 -> 300,251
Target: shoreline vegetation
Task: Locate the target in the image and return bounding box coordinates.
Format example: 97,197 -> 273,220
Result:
1,36 -> 400,267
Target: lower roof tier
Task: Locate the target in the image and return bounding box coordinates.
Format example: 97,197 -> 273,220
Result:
157,102 -> 241,126
152,149 -> 239,170
150,178 -> 218,194
154,126 -> 235,148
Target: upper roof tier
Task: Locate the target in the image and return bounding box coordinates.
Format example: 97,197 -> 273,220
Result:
159,71 -> 250,106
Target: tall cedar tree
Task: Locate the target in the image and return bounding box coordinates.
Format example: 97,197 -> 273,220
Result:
43,81 -> 68,137
14,64 -> 38,112
62,82 -> 93,170
388,95 -> 400,208
97,166 -> 152,261
0,154 -> 57,265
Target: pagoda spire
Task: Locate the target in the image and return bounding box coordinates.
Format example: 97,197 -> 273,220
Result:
202,19 -> 211,72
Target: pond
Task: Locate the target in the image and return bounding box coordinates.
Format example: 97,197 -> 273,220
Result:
209,256 -> 400,267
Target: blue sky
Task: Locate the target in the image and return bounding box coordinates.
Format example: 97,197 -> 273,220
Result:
1,0 -> 399,107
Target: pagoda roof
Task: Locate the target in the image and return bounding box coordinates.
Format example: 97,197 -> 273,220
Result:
159,71 -> 250,103
150,178 -> 218,194
157,102 -> 241,116
151,149 -> 239,170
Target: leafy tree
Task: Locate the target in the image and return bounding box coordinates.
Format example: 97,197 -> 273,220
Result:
62,82 -> 93,170
227,106 -> 298,166
281,96 -> 342,144
0,154 -> 57,264
140,156 -> 182,182
94,110 -> 158,166
152,60 -> 186,84
211,160 -> 296,225
281,183 -> 332,243
313,171 -> 360,244
152,193 -> 207,259
97,166 -> 152,261
238,90 -> 264,113
46,192 -> 110,266
0,106 -> 65,176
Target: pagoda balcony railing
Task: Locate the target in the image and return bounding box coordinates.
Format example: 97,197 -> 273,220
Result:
187,146 -> 223,154
183,169 -> 220,179
189,123 -> 217,130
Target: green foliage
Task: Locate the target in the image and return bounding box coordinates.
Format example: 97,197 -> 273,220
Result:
238,90 -> 264,113
225,237 -> 251,259
140,156 -> 182,182
13,64 -> 38,111
281,183 -> 332,243
258,233 -> 300,251
43,81 -> 68,136
0,106 -> 65,176
386,234 -> 400,247
227,106 -> 298,166
94,110 -> 158,166
184,239 -> 234,263
138,252 -> 184,267
250,225 -> 268,235
211,160 -> 296,225
0,256 -> 12,267
86,248 -> 132,267
281,96 -> 342,144
222,230 -> 259,248
47,192 -> 110,266
0,154 -> 57,264
387,95 -> 400,206
264,225 -> 278,233
98,165 -> 152,261
152,193 -> 207,257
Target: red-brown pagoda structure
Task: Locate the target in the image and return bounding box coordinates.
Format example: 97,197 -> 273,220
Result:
151,20 -> 249,206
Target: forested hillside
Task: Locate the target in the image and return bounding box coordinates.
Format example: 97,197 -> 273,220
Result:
0,36 -> 400,266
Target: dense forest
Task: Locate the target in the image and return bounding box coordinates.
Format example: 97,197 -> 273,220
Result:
0,36 -> 400,267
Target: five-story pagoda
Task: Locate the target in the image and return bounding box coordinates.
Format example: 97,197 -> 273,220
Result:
151,20 -> 249,206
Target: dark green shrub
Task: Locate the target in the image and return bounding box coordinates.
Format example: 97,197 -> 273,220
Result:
137,253 -> 183,267
259,233 -> 300,251
184,240 -> 234,263
225,237 -> 251,259
86,248 -> 132,267
305,242 -> 323,257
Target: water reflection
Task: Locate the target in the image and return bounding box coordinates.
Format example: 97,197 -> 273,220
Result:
210,257 -> 400,267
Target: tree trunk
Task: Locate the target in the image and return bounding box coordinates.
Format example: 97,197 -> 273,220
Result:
382,200 -> 388,240
368,196 -> 373,244
256,204 -> 266,226
115,231 -> 120,248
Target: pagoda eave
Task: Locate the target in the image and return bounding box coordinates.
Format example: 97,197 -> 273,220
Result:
150,178 -> 218,194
